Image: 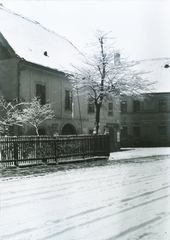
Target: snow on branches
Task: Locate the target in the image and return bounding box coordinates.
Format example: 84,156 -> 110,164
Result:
18,96 -> 55,136
0,93 -> 55,136
67,30 -> 156,134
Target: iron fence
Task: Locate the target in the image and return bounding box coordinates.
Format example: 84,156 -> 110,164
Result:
0,135 -> 110,167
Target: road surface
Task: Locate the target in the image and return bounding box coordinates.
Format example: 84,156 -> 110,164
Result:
1,148 -> 170,239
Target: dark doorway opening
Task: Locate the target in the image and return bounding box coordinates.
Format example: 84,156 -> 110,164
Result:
61,124 -> 76,135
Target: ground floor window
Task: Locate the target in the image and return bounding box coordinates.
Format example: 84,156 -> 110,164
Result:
89,129 -> 93,134
38,128 -> 46,135
159,126 -> 166,136
121,126 -> 127,138
134,126 -> 140,138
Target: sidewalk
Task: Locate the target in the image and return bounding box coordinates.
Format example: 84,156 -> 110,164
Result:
109,147 -> 170,160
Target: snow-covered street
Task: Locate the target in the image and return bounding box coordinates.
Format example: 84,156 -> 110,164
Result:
1,148 -> 170,240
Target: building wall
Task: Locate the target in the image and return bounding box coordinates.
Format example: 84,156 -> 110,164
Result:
18,61 -> 120,139
0,58 -> 19,100
0,56 -> 19,136
19,62 -> 76,135
0,39 -> 120,151
121,93 -> 170,147
0,54 -> 121,150
0,33 -> 19,100
0,34 -> 121,150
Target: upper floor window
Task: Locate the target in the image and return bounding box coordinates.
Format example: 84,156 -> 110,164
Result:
65,90 -> 72,111
121,101 -> 127,113
88,98 -> 95,114
134,100 -> 140,113
159,99 -> 166,112
108,102 -> 113,116
36,84 -> 46,105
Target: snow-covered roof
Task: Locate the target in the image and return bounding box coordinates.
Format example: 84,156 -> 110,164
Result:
0,5 -> 82,72
0,5 -> 169,93
136,58 -> 170,93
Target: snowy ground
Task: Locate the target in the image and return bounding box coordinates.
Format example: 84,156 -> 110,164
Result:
1,147 -> 170,240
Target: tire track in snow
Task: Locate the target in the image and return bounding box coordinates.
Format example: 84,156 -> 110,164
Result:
1,154 -> 170,239
109,216 -> 163,240
3,192 -> 169,240
121,185 -> 170,203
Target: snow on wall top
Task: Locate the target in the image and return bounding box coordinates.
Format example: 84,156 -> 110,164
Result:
0,5 -> 82,72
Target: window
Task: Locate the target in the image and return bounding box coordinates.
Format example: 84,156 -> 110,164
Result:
108,102 -> 113,116
134,126 -> 140,138
159,126 -> 166,136
134,100 -> 140,113
88,98 -> 95,114
121,101 -> 127,113
121,126 -> 127,138
65,90 -> 72,111
38,128 -> 46,135
89,129 -> 94,134
36,84 -> 46,105
159,99 -> 166,112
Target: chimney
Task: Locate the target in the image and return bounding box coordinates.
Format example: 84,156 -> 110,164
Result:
114,52 -> 120,66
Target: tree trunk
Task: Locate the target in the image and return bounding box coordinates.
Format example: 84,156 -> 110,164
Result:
95,102 -> 102,135
35,126 -> 39,136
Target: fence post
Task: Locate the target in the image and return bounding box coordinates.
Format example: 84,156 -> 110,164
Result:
54,139 -> 58,164
107,135 -> 110,156
14,141 -> 19,167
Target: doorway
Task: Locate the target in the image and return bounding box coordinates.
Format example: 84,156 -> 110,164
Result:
61,124 -> 76,135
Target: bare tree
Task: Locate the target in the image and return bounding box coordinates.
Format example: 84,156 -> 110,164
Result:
68,30 -> 156,134
19,96 -> 55,136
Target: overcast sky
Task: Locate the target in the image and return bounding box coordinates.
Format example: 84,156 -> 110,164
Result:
1,0 -> 170,61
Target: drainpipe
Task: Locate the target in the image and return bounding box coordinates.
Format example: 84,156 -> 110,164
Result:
17,58 -> 24,135
77,88 -> 83,134
17,58 -> 25,101
17,57 -> 20,102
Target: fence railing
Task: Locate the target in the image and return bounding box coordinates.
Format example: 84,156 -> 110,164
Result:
0,135 -> 110,167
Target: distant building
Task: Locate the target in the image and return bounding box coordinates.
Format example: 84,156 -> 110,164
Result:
0,5 -> 120,150
120,59 -> 170,147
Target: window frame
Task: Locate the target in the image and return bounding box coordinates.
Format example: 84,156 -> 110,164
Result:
108,101 -> 113,116
36,83 -> 46,105
133,126 -> 141,138
121,101 -> 127,113
133,100 -> 140,113
159,125 -> 166,137
65,90 -> 72,111
121,126 -> 128,138
159,99 -> 166,112
88,97 -> 95,114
